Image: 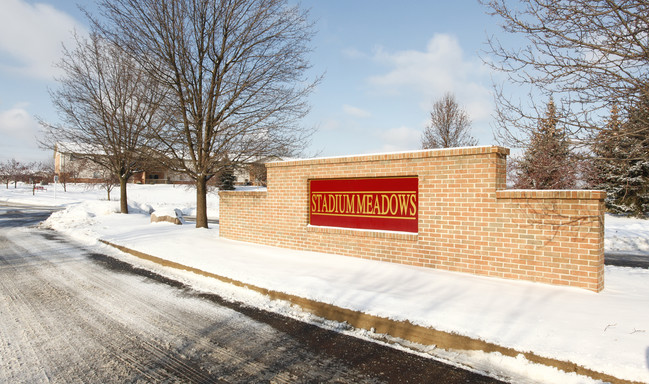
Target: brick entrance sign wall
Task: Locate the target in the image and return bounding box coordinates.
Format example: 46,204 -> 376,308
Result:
219,146 -> 605,292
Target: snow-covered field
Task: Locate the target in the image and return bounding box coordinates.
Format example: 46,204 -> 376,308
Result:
2,183 -> 649,383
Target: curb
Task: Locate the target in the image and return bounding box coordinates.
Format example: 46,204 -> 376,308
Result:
100,239 -> 640,384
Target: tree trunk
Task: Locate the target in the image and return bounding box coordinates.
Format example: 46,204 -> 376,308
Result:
119,176 -> 129,214
196,175 -> 209,228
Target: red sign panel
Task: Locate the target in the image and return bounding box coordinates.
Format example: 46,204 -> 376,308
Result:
309,177 -> 418,233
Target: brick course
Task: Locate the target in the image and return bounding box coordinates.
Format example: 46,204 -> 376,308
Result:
219,146 -> 605,292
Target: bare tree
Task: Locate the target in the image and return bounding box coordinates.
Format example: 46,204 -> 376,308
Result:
421,93 -> 477,149
41,31 -> 168,213
95,0 -> 319,228
95,166 -> 119,201
482,0 -> 649,152
26,161 -> 54,195
248,162 -> 267,186
3,159 -> 29,188
0,160 -> 19,189
57,155 -> 86,192
0,160 -> 9,189
56,157 -> 70,192
33,160 -> 54,183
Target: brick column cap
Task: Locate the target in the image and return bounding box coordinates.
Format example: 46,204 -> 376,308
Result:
267,146 -> 510,168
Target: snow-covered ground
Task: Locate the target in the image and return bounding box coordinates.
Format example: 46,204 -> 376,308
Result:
606,214 -> 649,256
2,183 -> 649,384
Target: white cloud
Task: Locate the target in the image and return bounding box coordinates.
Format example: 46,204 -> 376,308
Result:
368,34 -> 493,122
0,105 -> 40,142
0,0 -> 86,79
341,47 -> 366,60
0,105 -> 48,161
376,125 -> 421,153
319,118 -> 341,132
342,104 -> 371,118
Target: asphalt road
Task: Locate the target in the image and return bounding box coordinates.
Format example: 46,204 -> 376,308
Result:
604,253 -> 649,269
0,205 -> 506,383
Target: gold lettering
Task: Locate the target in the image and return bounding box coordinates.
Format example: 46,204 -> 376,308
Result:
389,194 -> 398,215
381,195 -> 390,215
357,195 -> 364,214
337,194 -> 345,213
321,194 -> 328,212
312,194 -> 323,212
398,194 -> 409,215
372,195 -> 381,215
365,194 -> 373,213
345,194 -> 355,214
409,193 -> 417,216
311,180 -> 417,230
327,194 -> 336,213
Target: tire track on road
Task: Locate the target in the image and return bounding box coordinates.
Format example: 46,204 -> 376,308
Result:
8,228 -> 216,383
0,231 -> 95,384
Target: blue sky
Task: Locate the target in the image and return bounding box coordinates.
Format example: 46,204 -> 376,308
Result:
0,0 -> 504,162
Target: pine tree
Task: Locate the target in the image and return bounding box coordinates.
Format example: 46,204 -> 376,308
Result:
592,103 -> 649,216
218,165 -> 236,191
513,99 -> 576,189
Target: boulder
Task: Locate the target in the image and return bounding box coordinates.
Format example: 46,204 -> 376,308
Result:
150,208 -> 184,225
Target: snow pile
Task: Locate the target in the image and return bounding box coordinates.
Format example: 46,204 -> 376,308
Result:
605,214 -> 649,255
3,183 -> 649,383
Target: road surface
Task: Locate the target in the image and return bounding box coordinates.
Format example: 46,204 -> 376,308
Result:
0,204 -> 505,383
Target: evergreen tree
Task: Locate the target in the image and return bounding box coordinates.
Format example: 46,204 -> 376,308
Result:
218,165 -> 236,191
591,103 -> 649,216
513,99 -> 576,189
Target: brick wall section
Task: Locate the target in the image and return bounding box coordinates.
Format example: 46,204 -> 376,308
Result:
219,146 -> 606,292
494,190 -> 605,291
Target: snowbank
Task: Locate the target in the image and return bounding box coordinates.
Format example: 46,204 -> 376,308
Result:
606,214 -> 649,255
